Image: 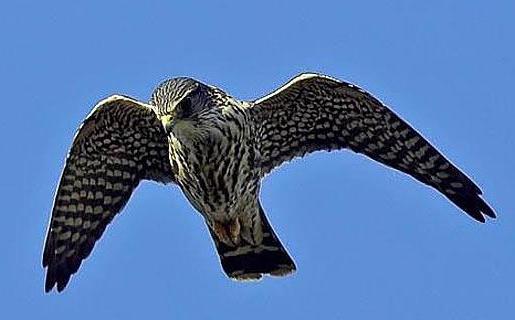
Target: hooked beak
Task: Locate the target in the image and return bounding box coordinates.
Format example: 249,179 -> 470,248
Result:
160,114 -> 175,134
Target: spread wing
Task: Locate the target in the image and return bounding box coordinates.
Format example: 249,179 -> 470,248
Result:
250,73 -> 495,222
43,95 -> 173,292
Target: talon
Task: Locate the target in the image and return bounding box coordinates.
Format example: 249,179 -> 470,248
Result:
213,221 -> 232,246
229,218 -> 241,245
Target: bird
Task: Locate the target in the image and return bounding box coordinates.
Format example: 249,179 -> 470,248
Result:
42,73 -> 496,292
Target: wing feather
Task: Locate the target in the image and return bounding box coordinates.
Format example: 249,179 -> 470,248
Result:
250,73 -> 495,222
42,95 -> 173,292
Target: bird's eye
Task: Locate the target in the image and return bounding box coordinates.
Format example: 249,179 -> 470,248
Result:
178,96 -> 193,117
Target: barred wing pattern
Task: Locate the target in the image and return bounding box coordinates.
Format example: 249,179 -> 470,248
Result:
251,73 -> 495,222
43,96 -> 173,292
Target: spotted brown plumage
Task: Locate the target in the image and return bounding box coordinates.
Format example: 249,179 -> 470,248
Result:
43,96 -> 173,292
43,73 -> 495,292
251,73 -> 495,222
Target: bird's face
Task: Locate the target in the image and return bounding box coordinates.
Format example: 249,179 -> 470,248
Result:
151,77 -> 216,138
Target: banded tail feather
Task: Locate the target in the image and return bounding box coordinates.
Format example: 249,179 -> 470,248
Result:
208,205 -> 296,280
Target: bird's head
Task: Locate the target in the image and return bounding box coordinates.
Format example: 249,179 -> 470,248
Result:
150,77 -> 217,136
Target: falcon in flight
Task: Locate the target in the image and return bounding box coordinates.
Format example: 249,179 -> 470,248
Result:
43,73 -> 495,292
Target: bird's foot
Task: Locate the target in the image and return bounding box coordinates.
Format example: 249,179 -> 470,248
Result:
213,218 -> 241,247
228,217 -> 241,245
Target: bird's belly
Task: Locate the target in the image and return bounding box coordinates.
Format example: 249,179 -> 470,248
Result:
172,142 -> 259,221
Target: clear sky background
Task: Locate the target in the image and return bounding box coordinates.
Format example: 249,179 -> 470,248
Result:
1,1 -> 513,319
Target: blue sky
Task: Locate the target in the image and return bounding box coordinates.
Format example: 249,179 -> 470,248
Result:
1,0 -> 513,318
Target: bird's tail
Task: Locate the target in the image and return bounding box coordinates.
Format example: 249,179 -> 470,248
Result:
208,205 -> 296,280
